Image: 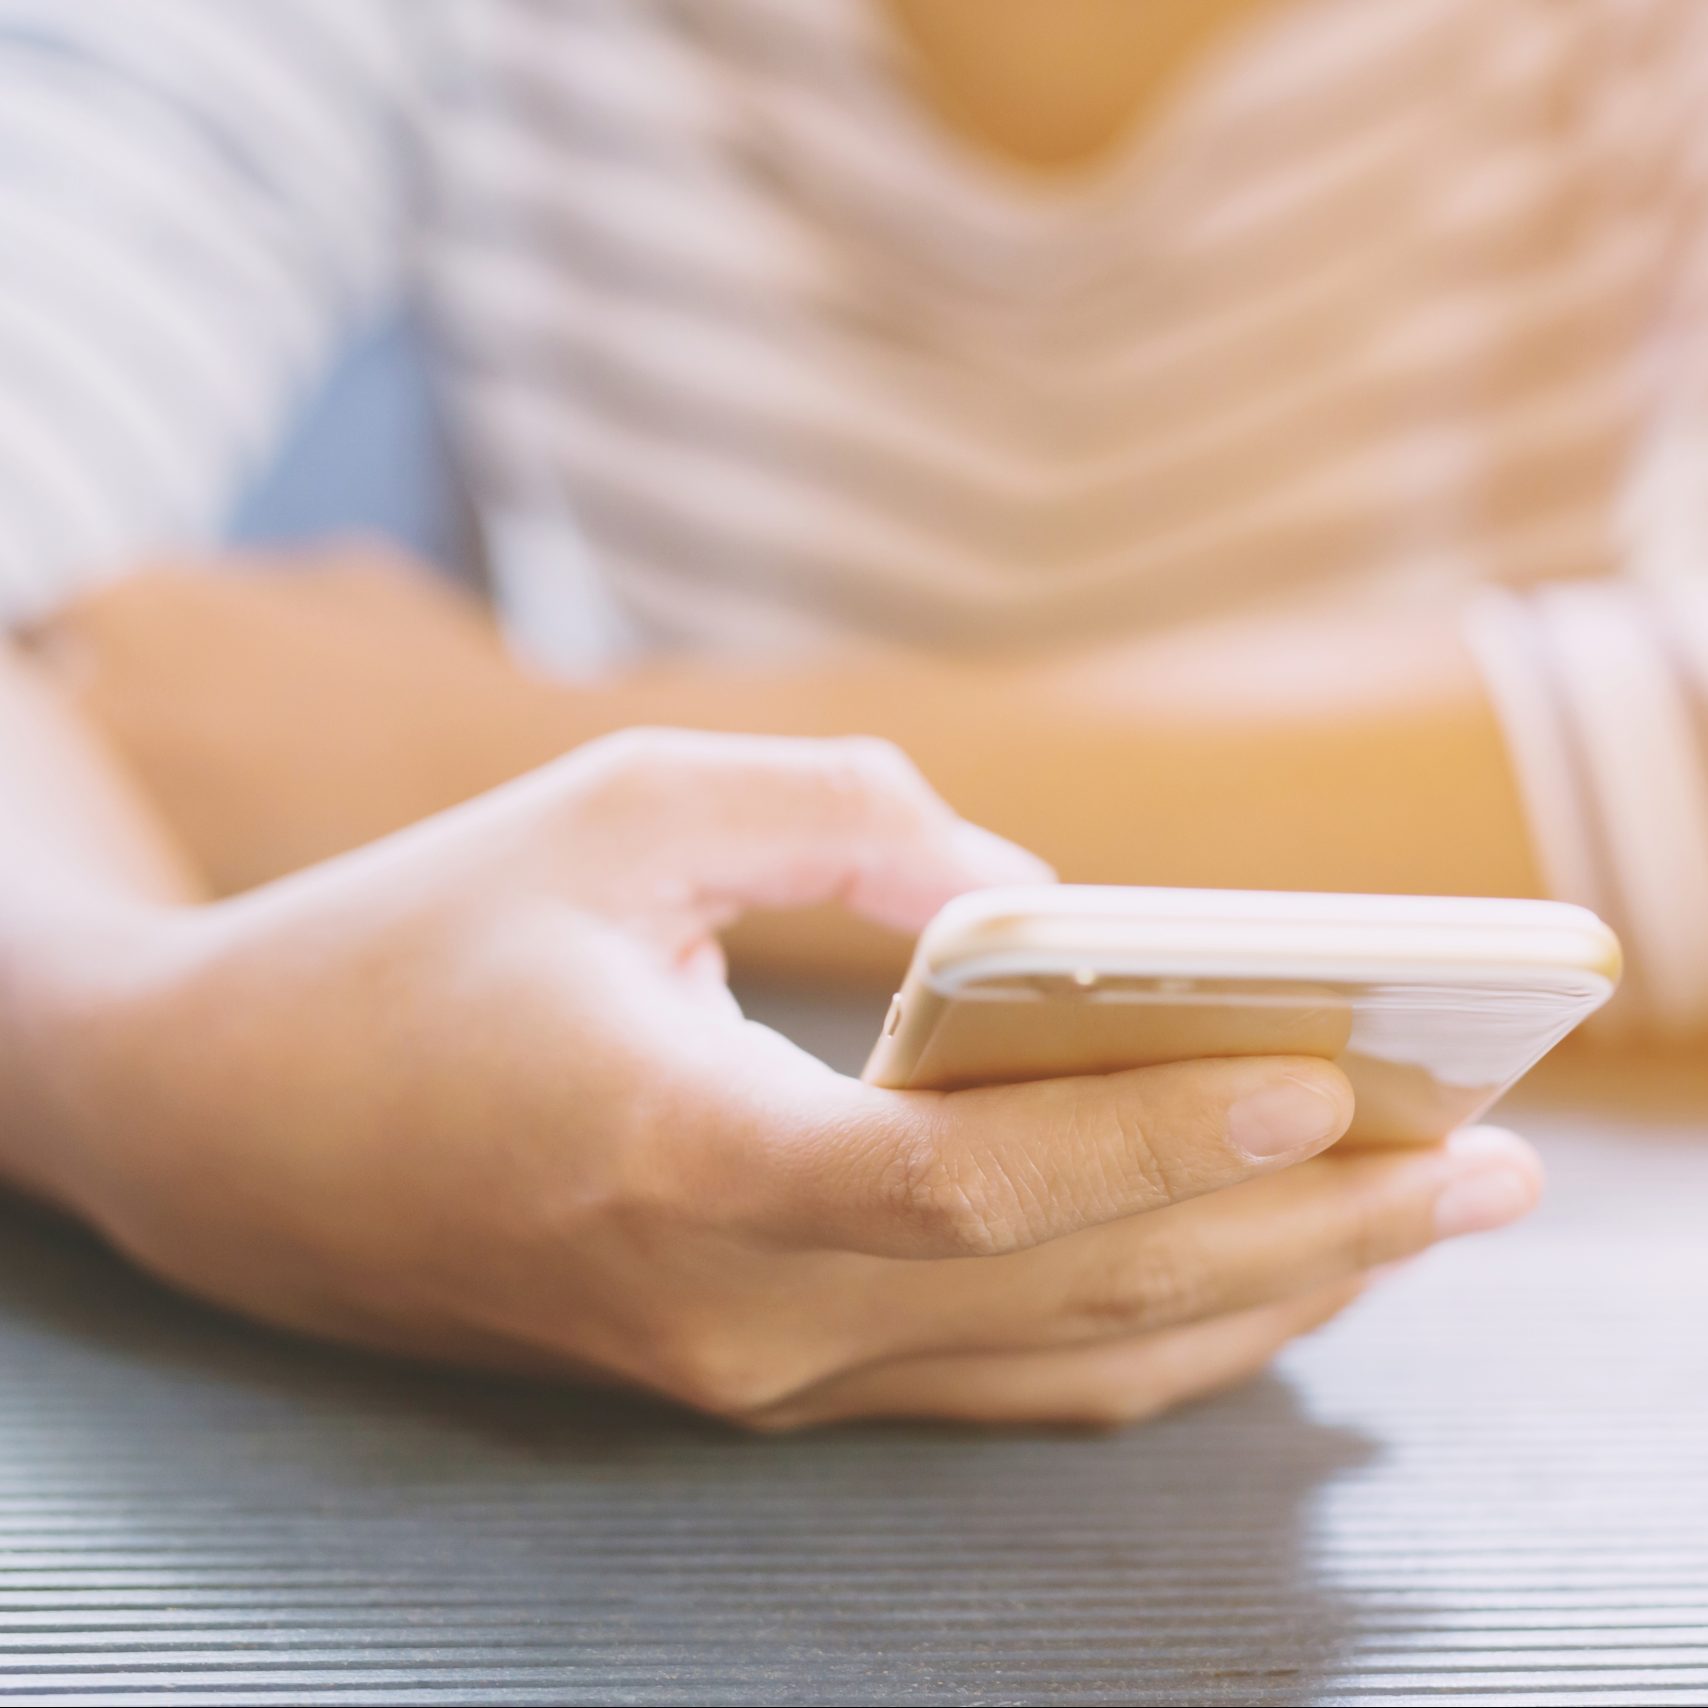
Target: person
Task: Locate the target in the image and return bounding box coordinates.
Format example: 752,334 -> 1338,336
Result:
25,0 -> 1688,1426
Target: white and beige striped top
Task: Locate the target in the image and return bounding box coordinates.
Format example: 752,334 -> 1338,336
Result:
3,0 -> 1708,1031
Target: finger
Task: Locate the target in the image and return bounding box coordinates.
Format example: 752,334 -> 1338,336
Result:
753,1280 -> 1363,1430
850,1125 -> 1542,1359
766,1052 -> 1355,1258
553,728 -> 1052,933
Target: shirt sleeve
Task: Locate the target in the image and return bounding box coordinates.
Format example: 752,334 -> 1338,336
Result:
0,0 -> 414,626
1454,0 -> 1708,1043
1466,573 -> 1708,1042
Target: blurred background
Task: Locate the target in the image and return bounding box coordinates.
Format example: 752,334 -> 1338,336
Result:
11,0 -> 1708,1024
229,312 -> 476,577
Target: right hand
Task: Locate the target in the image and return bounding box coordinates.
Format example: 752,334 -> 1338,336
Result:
28,730 -> 1543,1429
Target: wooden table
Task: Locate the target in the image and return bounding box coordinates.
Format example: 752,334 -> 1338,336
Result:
2,992 -> 1706,1706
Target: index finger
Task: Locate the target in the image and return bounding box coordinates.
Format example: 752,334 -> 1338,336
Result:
770,1053 -> 1354,1259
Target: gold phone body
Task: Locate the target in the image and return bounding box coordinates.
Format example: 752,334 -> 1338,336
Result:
863,887 -> 1621,1144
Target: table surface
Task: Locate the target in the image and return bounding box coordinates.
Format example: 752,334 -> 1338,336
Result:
3,992 -> 1708,1708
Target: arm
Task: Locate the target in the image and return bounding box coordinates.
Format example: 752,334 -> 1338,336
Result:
63,553 -> 1708,1043
0,638 -> 203,1205
0,643 -> 1542,1425
506,575 -> 1708,1042
34,557 -> 1542,985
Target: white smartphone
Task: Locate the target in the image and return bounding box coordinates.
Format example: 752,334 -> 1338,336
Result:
863,886 -> 1621,1143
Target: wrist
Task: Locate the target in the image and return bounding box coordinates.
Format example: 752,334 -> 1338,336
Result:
0,898 -> 204,1211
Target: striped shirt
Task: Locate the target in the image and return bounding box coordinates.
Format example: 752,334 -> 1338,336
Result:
3,0 -> 1708,1032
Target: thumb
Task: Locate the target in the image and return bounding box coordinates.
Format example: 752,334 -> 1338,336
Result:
773,1054 -> 1357,1259
556,728 -> 1052,931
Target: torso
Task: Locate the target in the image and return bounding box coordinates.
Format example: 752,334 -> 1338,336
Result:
420,0 -> 1708,672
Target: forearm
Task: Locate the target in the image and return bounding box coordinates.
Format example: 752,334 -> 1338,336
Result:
39,563 -> 1537,990
606,607 -> 1540,900
594,606 -> 1542,980
0,637 -> 205,1202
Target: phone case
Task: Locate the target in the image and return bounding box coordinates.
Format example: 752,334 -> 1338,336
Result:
863,887 -> 1621,1144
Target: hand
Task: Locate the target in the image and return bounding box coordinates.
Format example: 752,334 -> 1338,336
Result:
35,731 -> 1543,1428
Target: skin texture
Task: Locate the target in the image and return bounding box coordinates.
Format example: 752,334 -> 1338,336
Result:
0,656 -> 1544,1428
29,554 -> 1540,990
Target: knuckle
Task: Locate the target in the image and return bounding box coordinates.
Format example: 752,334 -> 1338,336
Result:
873,1123 -> 1033,1256
645,1323 -> 810,1420
1062,1097 -> 1175,1218
820,737 -> 935,830
1062,1241 -> 1211,1338
569,730 -> 942,849
1104,1092 -> 1222,1209
562,727 -> 700,822
878,1146 -> 991,1255
832,734 -> 919,783
578,725 -> 689,786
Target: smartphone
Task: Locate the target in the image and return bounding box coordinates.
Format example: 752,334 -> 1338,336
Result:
863,886 -> 1621,1143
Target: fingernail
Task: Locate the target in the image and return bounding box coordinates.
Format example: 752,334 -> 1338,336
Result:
1227,1076 -> 1348,1160
1434,1167 -> 1538,1238
1446,1124 -> 1533,1165
948,821 -> 1057,886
